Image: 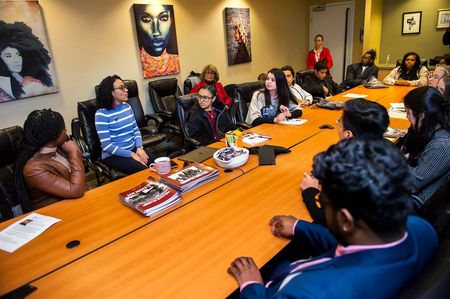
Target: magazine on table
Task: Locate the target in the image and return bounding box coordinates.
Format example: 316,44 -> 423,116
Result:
160,162 -> 219,194
384,127 -> 408,138
119,177 -> 181,217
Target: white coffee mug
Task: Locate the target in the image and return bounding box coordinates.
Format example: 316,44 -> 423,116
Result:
149,157 -> 171,175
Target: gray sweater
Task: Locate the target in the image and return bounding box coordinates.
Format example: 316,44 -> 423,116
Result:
411,129 -> 450,206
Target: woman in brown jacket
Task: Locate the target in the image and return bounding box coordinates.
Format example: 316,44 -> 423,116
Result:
14,109 -> 85,212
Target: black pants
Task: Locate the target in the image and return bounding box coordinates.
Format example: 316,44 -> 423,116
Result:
101,148 -> 154,175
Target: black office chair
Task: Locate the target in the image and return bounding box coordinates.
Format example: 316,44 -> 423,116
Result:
232,81 -> 264,125
0,126 -> 24,221
148,78 -> 183,135
94,80 -> 167,149
183,71 -> 201,94
296,69 -> 315,87
176,94 -> 203,150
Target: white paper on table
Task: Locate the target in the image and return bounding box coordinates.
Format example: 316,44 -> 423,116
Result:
242,133 -> 271,145
390,103 -> 405,110
388,108 -> 407,120
343,93 -> 368,98
0,213 -> 61,253
279,119 -> 308,126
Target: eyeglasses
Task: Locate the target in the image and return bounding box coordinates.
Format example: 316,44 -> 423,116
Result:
205,70 -> 215,75
195,95 -> 214,102
113,86 -> 128,91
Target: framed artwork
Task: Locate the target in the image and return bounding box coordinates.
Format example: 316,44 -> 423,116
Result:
0,0 -> 58,104
402,11 -> 422,35
436,9 -> 450,29
224,8 -> 252,65
133,4 -> 180,79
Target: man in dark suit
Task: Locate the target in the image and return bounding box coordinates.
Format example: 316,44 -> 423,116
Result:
302,61 -> 343,98
343,49 -> 379,89
228,138 -> 437,299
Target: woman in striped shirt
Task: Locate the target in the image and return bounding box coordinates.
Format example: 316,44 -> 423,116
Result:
95,75 -> 151,174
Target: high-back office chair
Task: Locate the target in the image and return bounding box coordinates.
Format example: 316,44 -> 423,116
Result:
176,94 -> 203,150
94,80 -> 167,148
148,78 -> 183,135
75,99 -> 127,184
183,71 -> 201,94
232,81 -> 264,125
296,69 -> 315,87
0,126 -> 24,221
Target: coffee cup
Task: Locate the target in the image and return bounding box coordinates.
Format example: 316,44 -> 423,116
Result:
149,157 -> 171,175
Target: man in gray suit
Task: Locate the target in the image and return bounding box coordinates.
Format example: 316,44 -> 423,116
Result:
343,49 -> 379,89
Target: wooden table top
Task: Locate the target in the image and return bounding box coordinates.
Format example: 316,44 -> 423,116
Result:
0,86 -> 415,297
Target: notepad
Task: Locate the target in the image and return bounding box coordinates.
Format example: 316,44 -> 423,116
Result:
279,119 -> 308,126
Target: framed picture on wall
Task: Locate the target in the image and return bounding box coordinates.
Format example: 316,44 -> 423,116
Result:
402,11 -> 421,35
436,9 -> 450,29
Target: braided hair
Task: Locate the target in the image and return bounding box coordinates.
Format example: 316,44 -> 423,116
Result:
365,49 -> 377,65
96,75 -> 123,110
0,21 -> 53,99
14,109 -> 65,212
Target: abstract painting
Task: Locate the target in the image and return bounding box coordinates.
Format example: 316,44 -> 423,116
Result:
225,8 -> 252,65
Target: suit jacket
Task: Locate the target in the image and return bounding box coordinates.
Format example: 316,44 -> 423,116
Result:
23,149 -> 86,210
344,63 -> 379,88
187,107 -> 235,145
240,216 -> 437,299
302,73 -> 343,98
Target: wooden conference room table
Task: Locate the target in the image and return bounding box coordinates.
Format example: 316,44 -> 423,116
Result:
1,85 -> 414,297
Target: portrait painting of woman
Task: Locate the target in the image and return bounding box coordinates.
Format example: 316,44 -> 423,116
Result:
133,4 -> 180,79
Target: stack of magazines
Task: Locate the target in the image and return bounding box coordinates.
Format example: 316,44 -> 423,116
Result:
160,162 -> 219,194
119,177 -> 181,217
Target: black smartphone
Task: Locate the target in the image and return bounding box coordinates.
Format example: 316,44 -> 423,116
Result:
170,160 -> 178,168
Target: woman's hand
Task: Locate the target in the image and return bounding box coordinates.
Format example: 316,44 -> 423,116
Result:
300,173 -> 320,191
131,151 -> 147,166
136,147 -> 149,164
274,113 -> 288,123
279,105 -> 291,117
395,79 -> 410,86
61,140 -> 79,155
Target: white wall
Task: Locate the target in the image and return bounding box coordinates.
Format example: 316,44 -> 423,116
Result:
0,0 -> 310,130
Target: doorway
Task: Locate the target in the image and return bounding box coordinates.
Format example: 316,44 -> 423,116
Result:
310,2 -> 354,84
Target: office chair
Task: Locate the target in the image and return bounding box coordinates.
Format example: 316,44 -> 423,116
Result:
183,71 -> 201,94
296,69 -> 315,87
232,81 -> 264,125
176,94 -> 203,150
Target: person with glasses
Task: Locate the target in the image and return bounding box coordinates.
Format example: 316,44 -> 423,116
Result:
187,84 -> 235,146
228,138 -> 437,299
383,52 -> 428,86
246,68 -> 302,126
95,75 -> 153,174
190,64 -> 232,109
427,64 -> 450,95
300,98 -> 389,225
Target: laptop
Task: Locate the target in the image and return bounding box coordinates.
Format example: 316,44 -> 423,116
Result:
177,146 -> 218,163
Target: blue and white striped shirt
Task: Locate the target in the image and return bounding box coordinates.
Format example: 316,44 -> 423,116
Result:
95,103 -> 142,159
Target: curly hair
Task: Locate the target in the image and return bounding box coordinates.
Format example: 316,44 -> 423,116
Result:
0,21 -> 52,99
312,138 -> 413,235
96,75 -> 123,110
14,109 -> 65,212
342,98 -> 389,139
398,52 -> 422,81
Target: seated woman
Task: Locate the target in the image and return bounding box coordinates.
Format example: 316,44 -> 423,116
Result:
302,61 -> 343,98
383,52 -> 428,86
14,109 -> 86,212
187,85 -> 235,145
95,75 -> 152,175
246,68 -> 302,126
401,87 -> 450,209
281,65 -> 313,107
190,64 -> 232,109
427,64 -> 450,95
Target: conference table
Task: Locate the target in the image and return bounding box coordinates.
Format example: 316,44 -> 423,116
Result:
0,85 -> 413,298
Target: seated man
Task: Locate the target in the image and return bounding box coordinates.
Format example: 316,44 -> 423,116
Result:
343,49 -> 379,89
301,98 -> 389,225
228,138 -> 437,299
302,61 -> 343,98
187,84 -> 235,145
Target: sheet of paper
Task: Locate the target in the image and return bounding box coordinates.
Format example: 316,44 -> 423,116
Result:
279,119 -> 308,126
242,133 -> 271,145
390,103 -> 405,109
343,93 -> 368,98
388,108 -> 407,120
0,213 -> 61,253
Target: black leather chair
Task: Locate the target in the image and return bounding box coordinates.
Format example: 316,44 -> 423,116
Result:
0,126 -> 24,222
95,80 -> 166,148
296,69 -> 315,87
148,78 -> 183,135
176,94 -> 202,150
75,99 -> 127,184
183,71 -> 201,94
232,81 -> 264,125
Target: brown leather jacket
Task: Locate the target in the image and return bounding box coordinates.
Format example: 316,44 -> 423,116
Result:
23,148 -> 86,209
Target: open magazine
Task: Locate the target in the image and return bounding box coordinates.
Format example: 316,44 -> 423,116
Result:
119,177 -> 181,217
160,163 -> 219,194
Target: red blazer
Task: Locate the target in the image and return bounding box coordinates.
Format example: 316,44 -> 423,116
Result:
190,81 -> 232,107
306,47 -> 333,69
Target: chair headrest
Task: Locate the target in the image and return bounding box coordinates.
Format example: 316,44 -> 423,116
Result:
148,78 -> 180,96
236,81 -> 264,103
0,126 -> 23,168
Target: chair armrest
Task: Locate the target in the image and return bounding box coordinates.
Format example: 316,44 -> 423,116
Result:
165,123 -> 181,135
236,122 -> 252,130
156,110 -> 173,119
145,113 -> 164,124
185,137 -> 202,147
140,125 -> 158,135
